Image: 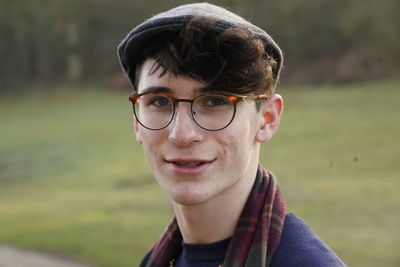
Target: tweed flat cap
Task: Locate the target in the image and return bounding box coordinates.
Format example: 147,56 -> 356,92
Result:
117,2 -> 283,89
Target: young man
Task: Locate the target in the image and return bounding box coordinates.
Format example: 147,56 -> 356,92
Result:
118,3 -> 346,267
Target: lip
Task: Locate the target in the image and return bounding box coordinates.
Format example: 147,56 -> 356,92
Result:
165,158 -> 215,176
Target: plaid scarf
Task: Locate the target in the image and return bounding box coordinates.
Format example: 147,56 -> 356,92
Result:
144,167 -> 286,267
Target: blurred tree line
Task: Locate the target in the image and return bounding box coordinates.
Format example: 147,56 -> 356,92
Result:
0,0 -> 399,93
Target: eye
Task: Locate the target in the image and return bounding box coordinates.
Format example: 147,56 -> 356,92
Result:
147,95 -> 171,107
202,95 -> 231,107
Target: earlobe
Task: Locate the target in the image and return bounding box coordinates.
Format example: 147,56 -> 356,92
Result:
255,94 -> 283,143
134,120 -> 143,144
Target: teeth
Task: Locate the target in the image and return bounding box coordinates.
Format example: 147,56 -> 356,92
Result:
175,161 -> 202,167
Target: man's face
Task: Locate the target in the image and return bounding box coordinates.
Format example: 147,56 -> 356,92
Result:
134,59 -> 277,206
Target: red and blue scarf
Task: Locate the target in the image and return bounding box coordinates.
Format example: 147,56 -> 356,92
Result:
144,167 -> 286,267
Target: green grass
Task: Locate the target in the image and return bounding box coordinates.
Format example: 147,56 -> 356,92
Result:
0,81 -> 399,266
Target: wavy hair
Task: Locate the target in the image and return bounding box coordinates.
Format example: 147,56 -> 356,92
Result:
134,17 -> 278,98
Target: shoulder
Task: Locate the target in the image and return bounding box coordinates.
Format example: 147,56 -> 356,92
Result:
270,213 -> 347,267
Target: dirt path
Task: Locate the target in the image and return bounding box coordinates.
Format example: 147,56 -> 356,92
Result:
0,245 -> 96,267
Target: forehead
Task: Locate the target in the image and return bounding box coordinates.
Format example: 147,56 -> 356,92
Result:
137,59 -> 205,96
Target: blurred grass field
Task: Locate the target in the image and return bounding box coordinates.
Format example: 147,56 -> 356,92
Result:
0,81 -> 399,267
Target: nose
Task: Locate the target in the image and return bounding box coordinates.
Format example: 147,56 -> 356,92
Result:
168,103 -> 203,147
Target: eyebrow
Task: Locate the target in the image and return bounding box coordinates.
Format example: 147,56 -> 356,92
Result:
140,86 -> 214,95
140,86 -> 172,94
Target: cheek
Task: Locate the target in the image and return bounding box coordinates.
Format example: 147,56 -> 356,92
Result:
140,132 -> 163,164
219,131 -> 250,162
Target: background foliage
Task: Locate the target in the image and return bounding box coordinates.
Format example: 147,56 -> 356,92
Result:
1,0 -> 399,92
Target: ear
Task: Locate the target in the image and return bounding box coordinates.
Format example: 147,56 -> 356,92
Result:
134,119 -> 143,144
255,94 -> 284,143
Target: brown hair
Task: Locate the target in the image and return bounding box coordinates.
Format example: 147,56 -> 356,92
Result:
134,17 -> 277,97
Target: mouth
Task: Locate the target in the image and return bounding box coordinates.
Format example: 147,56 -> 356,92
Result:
164,158 -> 215,174
173,161 -> 204,167
165,159 -> 214,166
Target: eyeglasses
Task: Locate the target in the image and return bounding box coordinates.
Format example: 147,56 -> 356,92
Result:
128,92 -> 268,131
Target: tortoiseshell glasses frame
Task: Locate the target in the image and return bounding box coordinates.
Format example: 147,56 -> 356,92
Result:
128,92 -> 269,131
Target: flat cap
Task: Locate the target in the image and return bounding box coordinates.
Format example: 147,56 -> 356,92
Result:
118,2 -> 283,88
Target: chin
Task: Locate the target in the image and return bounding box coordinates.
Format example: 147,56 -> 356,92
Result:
169,187 -> 212,206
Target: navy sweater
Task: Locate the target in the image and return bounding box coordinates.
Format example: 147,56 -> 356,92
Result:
270,213 -> 346,266
141,213 -> 347,266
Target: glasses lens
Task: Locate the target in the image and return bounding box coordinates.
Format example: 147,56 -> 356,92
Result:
134,93 -> 174,130
192,94 -> 236,130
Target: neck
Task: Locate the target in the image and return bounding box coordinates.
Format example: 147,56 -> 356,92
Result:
173,162 -> 259,244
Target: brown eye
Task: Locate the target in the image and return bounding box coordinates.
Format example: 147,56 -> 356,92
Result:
149,95 -> 171,107
200,95 -> 231,107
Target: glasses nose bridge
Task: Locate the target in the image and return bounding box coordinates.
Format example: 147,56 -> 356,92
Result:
167,98 -> 202,135
173,98 -> 194,113
171,98 -> 196,121
174,98 -> 193,105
